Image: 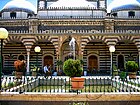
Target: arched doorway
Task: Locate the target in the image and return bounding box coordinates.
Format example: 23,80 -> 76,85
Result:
88,55 -> 98,72
118,55 -> 124,71
116,40 -> 138,71
44,55 -> 53,67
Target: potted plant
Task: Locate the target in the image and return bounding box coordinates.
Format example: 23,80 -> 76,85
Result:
125,61 -> 138,79
14,60 -> 26,79
113,64 -> 118,76
119,71 -> 127,81
30,64 -> 40,76
63,59 -> 84,90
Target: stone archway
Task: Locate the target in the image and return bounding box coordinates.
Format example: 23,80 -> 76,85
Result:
3,41 -> 26,74
61,37 -> 79,62
84,39 -> 107,72
116,40 -> 138,58
31,38 -> 56,69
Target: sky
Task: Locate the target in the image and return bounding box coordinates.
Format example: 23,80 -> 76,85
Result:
0,0 -> 37,10
0,0 -> 111,10
0,0 -> 140,11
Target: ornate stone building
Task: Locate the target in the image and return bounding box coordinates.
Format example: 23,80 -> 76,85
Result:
0,0 -> 140,75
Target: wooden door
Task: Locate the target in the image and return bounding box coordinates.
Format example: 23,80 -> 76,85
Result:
44,56 -> 53,67
88,55 -> 98,71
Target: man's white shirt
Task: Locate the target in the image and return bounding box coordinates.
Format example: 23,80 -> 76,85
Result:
44,66 -> 48,73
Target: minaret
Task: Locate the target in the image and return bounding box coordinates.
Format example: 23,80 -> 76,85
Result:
37,0 -> 46,11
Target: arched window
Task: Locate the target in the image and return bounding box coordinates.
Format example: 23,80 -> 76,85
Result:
10,12 -> 16,18
128,11 -> 135,17
117,55 -> 124,71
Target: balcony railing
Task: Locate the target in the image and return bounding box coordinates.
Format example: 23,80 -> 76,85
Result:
1,76 -> 140,94
1,15 -> 140,20
8,29 -> 140,34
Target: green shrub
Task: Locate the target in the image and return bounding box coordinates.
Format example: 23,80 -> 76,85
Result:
119,71 -> 127,80
30,64 -> 40,72
63,59 -> 83,77
113,64 -> 118,71
125,61 -> 138,72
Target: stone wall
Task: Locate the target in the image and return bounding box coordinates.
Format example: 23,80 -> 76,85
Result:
0,94 -> 140,105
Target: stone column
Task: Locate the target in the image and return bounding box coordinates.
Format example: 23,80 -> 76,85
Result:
138,51 -> 140,70
79,47 -> 83,60
56,52 -> 59,71
58,36 -> 63,61
23,41 -> 34,75
26,49 -> 30,74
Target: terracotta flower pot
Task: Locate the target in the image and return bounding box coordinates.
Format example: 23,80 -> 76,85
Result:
71,77 -> 85,90
129,72 -> 137,79
15,71 -> 23,79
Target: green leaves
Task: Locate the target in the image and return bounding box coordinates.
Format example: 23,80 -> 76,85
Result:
125,61 -> 138,72
63,59 -> 83,77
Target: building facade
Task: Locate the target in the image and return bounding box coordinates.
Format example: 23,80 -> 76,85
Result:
0,0 -> 140,75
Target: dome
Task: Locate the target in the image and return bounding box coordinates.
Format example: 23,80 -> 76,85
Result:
48,0 -> 95,8
2,0 -> 37,14
107,0 -> 140,13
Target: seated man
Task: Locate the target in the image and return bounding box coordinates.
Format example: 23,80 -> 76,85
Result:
44,65 -> 49,77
